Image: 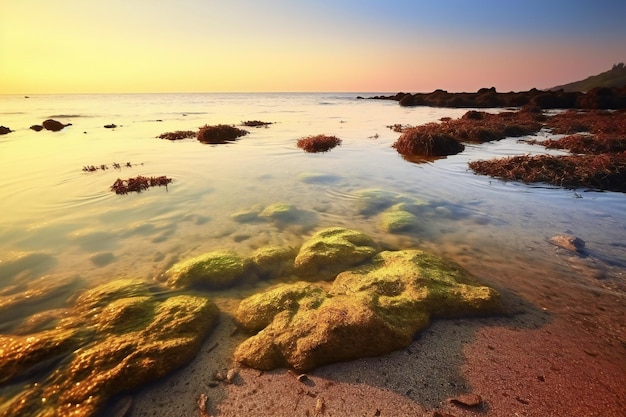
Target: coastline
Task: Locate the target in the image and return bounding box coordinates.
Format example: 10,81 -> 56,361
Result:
128,250 -> 626,417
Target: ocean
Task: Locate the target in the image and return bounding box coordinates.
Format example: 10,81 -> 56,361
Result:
1,92 -> 625,414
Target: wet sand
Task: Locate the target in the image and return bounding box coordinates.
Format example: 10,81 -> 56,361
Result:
127,248 -> 626,417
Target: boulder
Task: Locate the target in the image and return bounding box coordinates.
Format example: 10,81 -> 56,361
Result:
379,203 -> 421,233
234,249 -> 502,372
251,245 -> 297,279
293,227 -> 378,280
163,251 -> 251,289
0,278 -> 218,417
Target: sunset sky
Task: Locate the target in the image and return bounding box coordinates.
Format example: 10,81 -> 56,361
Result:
1,0 -> 625,94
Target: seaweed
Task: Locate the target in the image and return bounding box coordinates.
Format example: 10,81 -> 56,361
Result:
111,176 -> 172,194
157,130 -> 196,140
197,124 -> 249,144
296,135 -> 342,153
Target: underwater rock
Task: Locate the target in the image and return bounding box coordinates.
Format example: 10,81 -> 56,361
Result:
379,204 -> 421,233
293,227 -> 378,281
164,251 -> 252,289
42,119 -> 70,131
251,245 -> 297,279
297,171 -> 342,184
259,203 -> 301,222
0,274 -> 80,326
549,234 -> 586,253
234,249 -> 501,372
353,188 -> 426,215
0,278 -> 218,417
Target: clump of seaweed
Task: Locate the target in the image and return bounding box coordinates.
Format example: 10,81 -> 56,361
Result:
392,109 -> 543,159
111,176 -> 172,194
468,153 -> 626,192
393,124 -> 465,157
241,120 -> 273,127
157,130 -> 196,140
0,126 -> 12,135
296,134 -> 342,153
197,124 -> 249,144
386,124 -> 412,133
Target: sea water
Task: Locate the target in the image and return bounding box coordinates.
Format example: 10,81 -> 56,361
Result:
0,92 -> 624,402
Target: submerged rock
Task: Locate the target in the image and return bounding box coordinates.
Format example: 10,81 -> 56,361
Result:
0,278 -> 219,417
235,249 -> 501,371
163,251 -> 252,289
259,203 -> 301,222
549,234 -> 586,253
293,227 -> 378,281
354,188 -> 426,215
379,203 -> 421,233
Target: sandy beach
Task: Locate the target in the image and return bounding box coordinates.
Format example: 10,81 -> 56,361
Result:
126,249 -> 626,417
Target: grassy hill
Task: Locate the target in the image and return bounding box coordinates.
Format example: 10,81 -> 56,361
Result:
550,63 -> 626,92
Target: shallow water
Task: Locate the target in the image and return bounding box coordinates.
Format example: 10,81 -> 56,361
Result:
1,93 -> 625,410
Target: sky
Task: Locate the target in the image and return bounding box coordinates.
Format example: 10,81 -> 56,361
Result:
1,0 -> 625,94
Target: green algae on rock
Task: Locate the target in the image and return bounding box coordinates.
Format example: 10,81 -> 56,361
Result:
293,227 -> 378,281
250,245 -> 297,279
379,203 -> 421,233
234,249 -> 501,372
164,251 -> 251,289
354,188 -> 426,215
258,203 -> 301,222
0,278 -> 218,417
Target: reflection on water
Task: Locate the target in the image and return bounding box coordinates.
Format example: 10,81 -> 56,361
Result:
1,93 -> 625,411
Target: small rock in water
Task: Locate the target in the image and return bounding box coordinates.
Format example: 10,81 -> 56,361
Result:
549,234 -> 585,253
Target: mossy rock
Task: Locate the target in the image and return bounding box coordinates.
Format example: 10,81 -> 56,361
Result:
96,296 -> 155,334
379,204 -> 421,233
2,294 -> 218,417
251,246 -> 297,279
0,328 -> 84,385
73,278 -> 151,313
234,249 -> 501,372
293,227 -> 378,280
230,208 -> 261,223
259,203 -> 300,222
164,251 -> 251,289
354,188 -> 426,215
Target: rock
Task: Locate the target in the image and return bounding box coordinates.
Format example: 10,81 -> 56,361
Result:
234,249 -> 501,371
353,188 -> 426,215
450,393 -> 483,407
230,207 -> 262,223
42,119 -> 70,131
0,328 -> 83,385
104,124 -> 117,129
379,204 -> 421,233
251,245 -> 296,279
0,126 -> 12,135
0,279 -> 218,417
293,227 -> 378,280
163,251 -> 252,289
549,234 -> 585,253
259,203 -> 301,222
90,252 -> 115,266
30,124 -> 44,131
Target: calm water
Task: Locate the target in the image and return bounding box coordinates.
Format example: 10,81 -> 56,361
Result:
1,92 -> 625,407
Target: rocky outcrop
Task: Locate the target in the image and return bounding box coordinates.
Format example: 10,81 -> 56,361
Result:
234,249 -> 502,372
0,278 -> 218,417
